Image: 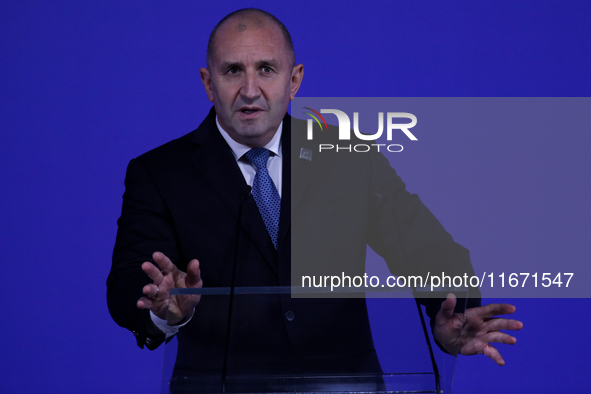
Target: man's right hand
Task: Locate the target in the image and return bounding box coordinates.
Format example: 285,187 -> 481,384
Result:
137,251 -> 202,325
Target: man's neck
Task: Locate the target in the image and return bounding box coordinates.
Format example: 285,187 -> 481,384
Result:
216,116 -> 283,160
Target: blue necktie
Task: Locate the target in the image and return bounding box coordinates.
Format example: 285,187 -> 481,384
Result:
245,148 -> 281,249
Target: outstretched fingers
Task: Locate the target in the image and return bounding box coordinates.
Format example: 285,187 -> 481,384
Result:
137,281 -> 160,309
460,303 -> 523,365
137,296 -> 153,310
142,282 -> 160,297
136,253 -> 202,322
438,293 -> 457,321
141,260 -> 164,284
137,271 -> 163,310
483,344 -> 505,366
482,330 -> 518,346
137,252 -> 176,310
153,251 -> 178,276
483,317 -> 524,332
475,303 -> 517,319
185,259 -> 203,288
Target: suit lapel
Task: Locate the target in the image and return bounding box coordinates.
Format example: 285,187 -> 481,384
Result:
286,117 -> 315,228
188,109 -> 278,274
277,118 -> 291,251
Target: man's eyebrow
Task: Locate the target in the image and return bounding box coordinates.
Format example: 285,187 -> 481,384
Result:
218,59 -> 280,70
256,58 -> 279,66
218,61 -> 243,70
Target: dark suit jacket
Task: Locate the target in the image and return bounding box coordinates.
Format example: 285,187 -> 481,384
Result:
107,107 -> 478,380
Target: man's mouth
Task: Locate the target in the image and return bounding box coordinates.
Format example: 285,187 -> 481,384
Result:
240,107 -> 261,115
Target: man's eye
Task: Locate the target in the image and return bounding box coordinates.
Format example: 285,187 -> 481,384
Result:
227,67 -> 240,74
261,66 -> 273,73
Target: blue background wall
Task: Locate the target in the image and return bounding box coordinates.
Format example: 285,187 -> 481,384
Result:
1,1 -> 590,393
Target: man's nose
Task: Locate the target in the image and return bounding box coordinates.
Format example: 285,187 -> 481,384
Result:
240,71 -> 261,99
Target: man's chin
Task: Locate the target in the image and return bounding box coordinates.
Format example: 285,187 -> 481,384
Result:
231,125 -> 279,147
234,119 -> 269,134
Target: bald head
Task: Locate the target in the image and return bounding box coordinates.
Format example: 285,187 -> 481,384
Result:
206,8 -> 295,69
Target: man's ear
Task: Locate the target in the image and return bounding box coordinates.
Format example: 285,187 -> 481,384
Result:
200,67 -> 214,102
289,63 -> 304,100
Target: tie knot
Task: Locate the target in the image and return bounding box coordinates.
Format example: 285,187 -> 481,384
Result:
245,148 -> 271,171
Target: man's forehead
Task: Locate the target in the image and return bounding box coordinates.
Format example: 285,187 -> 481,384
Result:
232,14 -> 267,32
216,17 -> 281,44
207,11 -> 295,69
213,20 -> 286,58
215,14 -> 283,42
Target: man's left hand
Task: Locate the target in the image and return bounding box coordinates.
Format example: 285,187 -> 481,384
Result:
433,293 -> 523,366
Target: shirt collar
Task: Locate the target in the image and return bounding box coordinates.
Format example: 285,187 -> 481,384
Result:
216,116 -> 282,161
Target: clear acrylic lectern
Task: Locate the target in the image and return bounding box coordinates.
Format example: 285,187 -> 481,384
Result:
161,286 -> 467,394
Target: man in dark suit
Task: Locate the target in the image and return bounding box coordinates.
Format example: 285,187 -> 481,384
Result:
107,7 -> 523,390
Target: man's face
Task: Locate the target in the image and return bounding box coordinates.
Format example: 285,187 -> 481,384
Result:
200,19 -> 303,147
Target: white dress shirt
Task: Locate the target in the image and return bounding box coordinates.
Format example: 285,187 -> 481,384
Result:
216,117 -> 283,197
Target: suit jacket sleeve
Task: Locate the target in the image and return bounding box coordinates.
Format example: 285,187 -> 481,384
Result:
365,151 -> 481,318
107,156 -> 181,349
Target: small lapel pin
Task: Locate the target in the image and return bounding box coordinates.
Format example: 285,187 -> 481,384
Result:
299,148 -> 313,161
